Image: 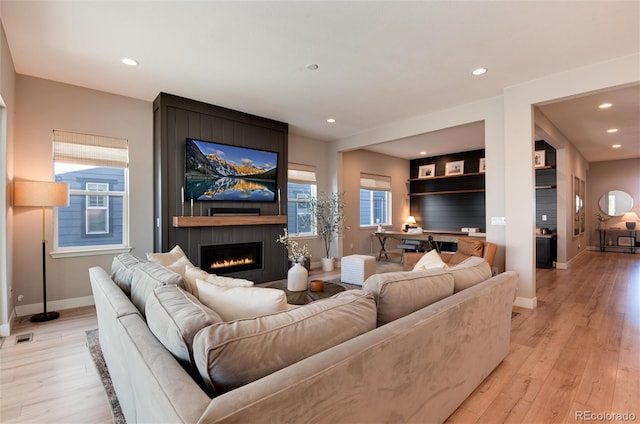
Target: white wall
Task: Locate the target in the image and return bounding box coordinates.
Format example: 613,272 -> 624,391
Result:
12,76 -> 153,316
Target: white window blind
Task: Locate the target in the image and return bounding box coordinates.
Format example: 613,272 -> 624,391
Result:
360,173 -> 391,190
53,130 -> 129,168
288,163 -> 317,183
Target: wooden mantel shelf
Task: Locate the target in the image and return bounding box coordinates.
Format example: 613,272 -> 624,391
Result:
173,215 -> 287,228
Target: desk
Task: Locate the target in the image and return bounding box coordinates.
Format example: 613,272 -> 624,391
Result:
374,230 -> 485,260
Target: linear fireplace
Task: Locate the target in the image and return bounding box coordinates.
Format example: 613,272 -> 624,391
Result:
200,242 -> 263,275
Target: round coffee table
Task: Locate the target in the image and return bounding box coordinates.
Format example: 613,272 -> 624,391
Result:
262,280 -> 345,305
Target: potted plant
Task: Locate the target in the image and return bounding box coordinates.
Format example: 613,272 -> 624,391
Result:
310,192 -> 346,271
276,229 -> 311,271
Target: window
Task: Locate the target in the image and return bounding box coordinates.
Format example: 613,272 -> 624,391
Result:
287,164 -> 317,236
360,173 -> 392,227
53,130 -> 129,251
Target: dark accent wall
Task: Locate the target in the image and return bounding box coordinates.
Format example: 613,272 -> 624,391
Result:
409,149 -> 486,232
535,140 -> 557,231
152,93 -> 289,283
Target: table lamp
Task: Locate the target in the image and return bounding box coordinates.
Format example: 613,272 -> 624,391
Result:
622,211 -> 639,230
13,180 -> 70,322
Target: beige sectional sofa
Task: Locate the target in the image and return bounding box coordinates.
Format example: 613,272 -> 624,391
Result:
89,252 -> 517,424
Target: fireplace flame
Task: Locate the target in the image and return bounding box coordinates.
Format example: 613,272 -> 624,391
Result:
210,257 -> 255,270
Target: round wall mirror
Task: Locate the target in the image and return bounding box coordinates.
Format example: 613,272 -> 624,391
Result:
598,190 -> 634,217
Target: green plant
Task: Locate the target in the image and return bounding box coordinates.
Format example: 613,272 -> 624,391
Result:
310,192 -> 346,259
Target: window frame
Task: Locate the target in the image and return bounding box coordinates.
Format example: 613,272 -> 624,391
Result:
287,164 -> 317,237
359,173 -> 392,227
52,130 -> 131,257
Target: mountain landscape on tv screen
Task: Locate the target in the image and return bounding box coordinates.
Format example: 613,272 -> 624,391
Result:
185,139 -> 277,202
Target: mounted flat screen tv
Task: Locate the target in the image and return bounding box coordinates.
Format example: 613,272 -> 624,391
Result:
185,138 -> 278,202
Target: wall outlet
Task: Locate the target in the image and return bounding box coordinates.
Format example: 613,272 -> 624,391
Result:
542,215 -> 547,221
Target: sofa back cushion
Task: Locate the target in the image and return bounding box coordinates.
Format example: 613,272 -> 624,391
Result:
196,281 -> 287,321
145,284 -> 222,370
111,253 -> 144,296
363,269 -> 454,326
130,262 -> 184,315
449,256 -> 493,292
193,290 -> 377,394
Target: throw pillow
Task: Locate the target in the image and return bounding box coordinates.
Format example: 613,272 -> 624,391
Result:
457,238 -> 484,257
145,284 -> 222,370
147,245 -> 192,275
412,249 -> 447,271
196,280 -> 287,321
193,290 -> 377,394
183,264 -> 253,296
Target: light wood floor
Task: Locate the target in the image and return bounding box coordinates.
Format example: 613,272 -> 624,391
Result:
0,251 -> 637,423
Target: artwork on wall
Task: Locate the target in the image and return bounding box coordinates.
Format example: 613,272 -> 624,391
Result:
479,158 -> 486,173
445,160 -> 464,176
573,175 -> 586,236
534,150 -> 546,168
418,164 -> 435,179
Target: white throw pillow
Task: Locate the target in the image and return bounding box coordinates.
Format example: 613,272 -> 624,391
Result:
412,249 -> 447,271
196,280 -> 287,321
147,245 -> 192,275
184,264 -> 253,296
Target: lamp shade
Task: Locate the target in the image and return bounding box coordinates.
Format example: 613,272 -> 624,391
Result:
407,216 -> 417,225
14,181 -> 69,207
622,211 -> 639,222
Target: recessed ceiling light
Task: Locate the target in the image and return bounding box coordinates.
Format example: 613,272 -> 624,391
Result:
598,102 -> 613,109
607,128 -> 618,133
327,118 -> 336,123
121,57 -> 138,66
419,151 -> 427,155
472,68 -> 487,76
612,144 -> 622,148
306,64 -> 319,71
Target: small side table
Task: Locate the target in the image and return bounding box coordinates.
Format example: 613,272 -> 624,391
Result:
260,280 -> 345,305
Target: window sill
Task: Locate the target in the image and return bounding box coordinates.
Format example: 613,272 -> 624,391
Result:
51,246 -> 132,259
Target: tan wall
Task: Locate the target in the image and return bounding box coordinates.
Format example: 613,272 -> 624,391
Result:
1,18 -> 16,334
588,158 -> 640,248
12,75 -> 152,314
342,149 -> 409,258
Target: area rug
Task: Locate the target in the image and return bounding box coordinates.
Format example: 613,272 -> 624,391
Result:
85,329 -> 127,424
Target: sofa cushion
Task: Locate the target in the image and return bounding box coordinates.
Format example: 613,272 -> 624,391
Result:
196,280 -> 287,321
363,269 -> 454,326
412,249 -> 447,271
146,284 -> 222,369
130,261 -> 184,315
447,237 -> 485,266
193,290 -> 377,394
111,253 -> 144,296
147,245 -> 192,275
183,263 -> 253,297
449,256 -> 493,292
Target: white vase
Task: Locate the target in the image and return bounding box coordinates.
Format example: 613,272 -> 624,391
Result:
321,257 -> 334,272
287,262 -> 308,291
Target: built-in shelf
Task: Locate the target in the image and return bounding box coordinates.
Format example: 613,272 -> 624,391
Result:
409,189 -> 485,196
407,172 -> 485,182
173,215 -> 287,228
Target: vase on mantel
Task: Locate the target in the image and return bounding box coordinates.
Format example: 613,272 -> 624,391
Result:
287,262 -> 308,291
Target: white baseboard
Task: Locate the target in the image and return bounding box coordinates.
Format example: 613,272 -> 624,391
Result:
0,309 -> 17,337
15,295 -> 95,317
514,296 -> 537,309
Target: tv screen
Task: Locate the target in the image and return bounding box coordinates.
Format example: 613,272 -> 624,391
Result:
185,138 -> 278,202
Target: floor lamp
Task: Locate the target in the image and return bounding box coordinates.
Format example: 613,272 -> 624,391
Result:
13,180 -> 69,322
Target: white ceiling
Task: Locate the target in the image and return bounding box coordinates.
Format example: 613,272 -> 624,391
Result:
1,1 -> 638,162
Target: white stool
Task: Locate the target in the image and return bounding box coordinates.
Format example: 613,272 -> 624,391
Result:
341,255 -> 376,285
